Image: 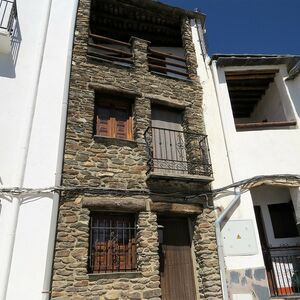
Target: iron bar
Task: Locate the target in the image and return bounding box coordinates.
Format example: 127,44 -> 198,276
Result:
144,126 -> 213,177
89,214 -> 136,273
264,246 -> 300,297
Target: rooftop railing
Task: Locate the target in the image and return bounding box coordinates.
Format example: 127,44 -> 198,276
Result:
147,47 -> 189,79
88,33 -> 133,66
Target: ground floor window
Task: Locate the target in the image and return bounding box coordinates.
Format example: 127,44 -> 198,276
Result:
89,213 -> 137,273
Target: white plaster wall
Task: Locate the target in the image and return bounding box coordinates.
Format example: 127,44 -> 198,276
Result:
251,81 -> 286,122
0,0 -> 78,298
214,65 -> 300,182
286,75 -> 300,119
190,22 -> 265,271
206,62 -> 300,272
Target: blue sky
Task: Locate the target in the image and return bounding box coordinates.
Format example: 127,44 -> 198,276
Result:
160,0 -> 300,55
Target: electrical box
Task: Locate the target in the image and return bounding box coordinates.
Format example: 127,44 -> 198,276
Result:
221,220 -> 258,256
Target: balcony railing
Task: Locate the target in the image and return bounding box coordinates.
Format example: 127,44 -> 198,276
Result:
144,126 -> 212,177
264,246 -> 300,297
148,47 -> 189,79
88,33 -> 133,66
0,0 -> 16,35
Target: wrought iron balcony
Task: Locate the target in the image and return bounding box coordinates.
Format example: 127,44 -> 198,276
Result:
144,126 -> 212,178
264,246 -> 300,297
0,0 -> 16,34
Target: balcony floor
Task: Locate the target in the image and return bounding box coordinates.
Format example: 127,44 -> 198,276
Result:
146,171 -> 214,183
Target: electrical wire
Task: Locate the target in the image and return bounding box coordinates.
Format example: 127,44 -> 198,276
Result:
0,174 -> 299,200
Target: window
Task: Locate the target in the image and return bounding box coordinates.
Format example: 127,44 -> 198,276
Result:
95,95 -> 132,140
268,202 -> 299,238
89,213 -> 137,273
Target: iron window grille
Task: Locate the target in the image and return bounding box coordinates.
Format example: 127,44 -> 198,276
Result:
0,0 -> 17,35
88,213 -> 137,273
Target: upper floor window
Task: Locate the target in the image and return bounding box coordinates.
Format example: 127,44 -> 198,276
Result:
88,213 -> 137,273
225,69 -> 297,131
95,94 -> 133,140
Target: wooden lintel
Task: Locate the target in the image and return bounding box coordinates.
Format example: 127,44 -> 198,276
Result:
82,198 -> 147,212
88,83 -> 142,98
150,202 -> 202,214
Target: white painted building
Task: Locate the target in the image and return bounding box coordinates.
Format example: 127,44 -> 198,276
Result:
192,21 -> 300,299
0,0 -> 78,299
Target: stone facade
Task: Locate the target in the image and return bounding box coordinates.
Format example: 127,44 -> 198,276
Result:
51,0 -> 222,299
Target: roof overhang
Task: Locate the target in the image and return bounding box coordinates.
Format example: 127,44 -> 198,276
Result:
210,54 -> 300,76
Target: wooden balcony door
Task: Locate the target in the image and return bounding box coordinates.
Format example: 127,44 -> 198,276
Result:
151,106 -> 187,174
158,217 -> 196,300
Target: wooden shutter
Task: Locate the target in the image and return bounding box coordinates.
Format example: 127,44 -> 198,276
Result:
95,100 -> 132,140
96,106 -> 112,137
114,108 -> 132,140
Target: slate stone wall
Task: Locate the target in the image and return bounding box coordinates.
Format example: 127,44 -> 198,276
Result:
51,0 -> 222,298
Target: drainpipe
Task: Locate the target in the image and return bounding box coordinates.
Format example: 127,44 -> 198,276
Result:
0,0 -> 53,298
210,53 -> 238,299
215,188 -> 241,300
40,1 -> 79,299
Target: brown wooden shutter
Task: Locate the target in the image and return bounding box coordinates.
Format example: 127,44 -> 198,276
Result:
114,108 -> 131,140
96,106 -> 111,137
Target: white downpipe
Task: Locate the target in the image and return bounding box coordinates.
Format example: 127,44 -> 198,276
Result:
211,60 -> 237,299
0,0 -> 53,298
41,1 -> 79,298
215,188 -> 241,300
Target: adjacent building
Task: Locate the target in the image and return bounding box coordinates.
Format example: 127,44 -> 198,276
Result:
200,53 -> 300,299
0,0 -> 78,299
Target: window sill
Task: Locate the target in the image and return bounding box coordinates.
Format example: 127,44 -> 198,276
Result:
93,135 -> 138,148
235,120 -> 297,131
88,271 -> 142,280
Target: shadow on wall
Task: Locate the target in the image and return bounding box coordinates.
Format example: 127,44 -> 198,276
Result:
0,19 -> 22,78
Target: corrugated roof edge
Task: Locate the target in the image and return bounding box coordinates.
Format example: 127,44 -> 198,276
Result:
209,54 -> 300,77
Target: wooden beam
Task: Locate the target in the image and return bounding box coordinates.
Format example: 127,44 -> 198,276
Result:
88,48 -> 133,64
88,43 -> 132,57
228,86 -> 267,91
226,74 -> 276,80
149,64 -> 188,77
95,12 -> 180,37
82,198 -> 147,212
150,202 -> 202,214
89,33 -> 131,47
148,48 -> 186,62
236,120 -> 297,130
225,69 -> 279,76
148,56 -> 187,70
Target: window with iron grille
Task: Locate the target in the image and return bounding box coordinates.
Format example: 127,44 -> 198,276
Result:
88,213 -> 137,273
